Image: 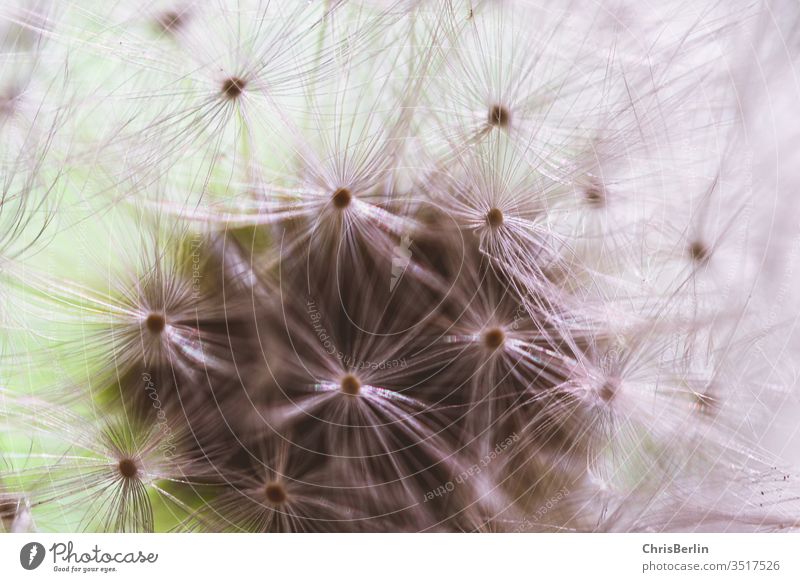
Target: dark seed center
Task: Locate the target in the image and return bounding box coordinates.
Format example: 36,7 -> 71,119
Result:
264,482 -> 287,504
486,207 -> 504,228
118,458 -> 139,479
221,77 -> 246,99
331,188 -> 352,209
0,91 -> 19,116
340,374 -> 361,396
689,241 -> 709,263
585,185 -> 604,207
157,11 -> 183,32
599,380 -> 617,402
146,313 -> 166,334
488,104 -> 510,128
695,392 -> 717,415
483,328 -> 505,350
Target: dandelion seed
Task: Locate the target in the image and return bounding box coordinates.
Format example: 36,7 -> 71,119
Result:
144,313 -> 166,334
117,458 -> 140,480
485,207 -> 504,229
2,397 -> 212,532
584,184 -> 605,207
693,391 -> 717,416
482,327 -> 505,350
488,104 -> 509,128
331,187 -> 353,210
688,241 -> 710,263
4,0 -> 800,536
221,77 -> 246,100
185,439 -> 365,532
264,482 -> 287,505
156,10 -> 185,33
597,379 -> 617,403
340,374 -> 361,396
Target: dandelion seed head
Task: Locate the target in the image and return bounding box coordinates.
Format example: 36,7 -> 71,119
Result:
482,327 -> 506,350
264,482 -> 287,505
0,87 -> 20,117
689,240 -> 710,263
694,391 -> 718,416
331,187 -> 353,210
340,374 -> 361,396
157,10 -> 185,33
145,313 -> 166,334
221,77 -> 246,100
117,458 -> 139,480
5,0 -> 799,535
488,104 -> 510,128
585,184 -> 605,207
598,379 -> 618,403
486,207 -> 504,229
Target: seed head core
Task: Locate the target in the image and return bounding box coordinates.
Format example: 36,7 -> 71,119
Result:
585,185 -> 604,207
695,391 -> 717,415
486,207 -> 504,229
331,188 -> 352,209
221,77 -> 246,100
157,11 -> 184,32
264,482 -> 287,504
488,104 -> 510,128
599,380 -> 617,403
483,327 -> 506,350
340,374 -> 361,396
689,241 -> 709,263
0,90 -> 18,116
146,313 -> 166,334
118,458 -> 139,479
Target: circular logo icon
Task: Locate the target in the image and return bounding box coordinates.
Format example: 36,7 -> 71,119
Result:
20,542 -> 46,570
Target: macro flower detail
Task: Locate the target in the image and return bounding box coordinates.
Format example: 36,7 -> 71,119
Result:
1,0 -> 800,535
